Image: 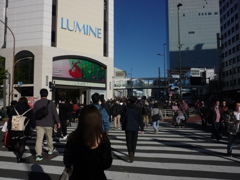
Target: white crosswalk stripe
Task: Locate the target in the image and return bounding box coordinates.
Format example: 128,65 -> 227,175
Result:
0,121 -> 240,180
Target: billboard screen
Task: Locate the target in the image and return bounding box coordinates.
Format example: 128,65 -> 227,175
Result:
53,59 -> 106,82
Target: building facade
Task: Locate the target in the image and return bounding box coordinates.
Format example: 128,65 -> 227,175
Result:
0,0 -> 114,105
167,0 -> 221,70
220,0 -> 240,95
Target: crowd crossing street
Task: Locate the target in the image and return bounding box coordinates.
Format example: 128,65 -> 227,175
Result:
0,121 -> 240,180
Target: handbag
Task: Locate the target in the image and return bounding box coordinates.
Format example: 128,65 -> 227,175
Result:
152,114 -> 160,122
4,131 -> 11,147
1,121 -> 8,132
59,168 -> 72,180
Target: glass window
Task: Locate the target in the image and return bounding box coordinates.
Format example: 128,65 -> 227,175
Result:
214,12 -> 218,15
228,39 -> 231,45
237,44 -> 240,51
235,13 -> 239,19
237,55 -> 240,62
233,47 -> 236,53
236,34 -> 239,40
208,12 -> 211,15
235,23 -> 239,30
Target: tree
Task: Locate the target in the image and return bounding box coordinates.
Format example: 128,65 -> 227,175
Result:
0,56 -> 8,85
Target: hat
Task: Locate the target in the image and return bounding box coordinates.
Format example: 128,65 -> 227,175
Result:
116,101 -> 119,104
145,103 -> 149,105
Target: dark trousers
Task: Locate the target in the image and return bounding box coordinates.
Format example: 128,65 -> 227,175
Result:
57,120 -> 67,137
11,138 -> 26,159
212,122 -> 222,139
201,117 -> 207,127
72,113 -> 76,122
125,131 -> 138,155
227,133 -> 240,154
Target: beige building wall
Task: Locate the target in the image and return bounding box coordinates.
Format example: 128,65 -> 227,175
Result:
56,0 -> 104,56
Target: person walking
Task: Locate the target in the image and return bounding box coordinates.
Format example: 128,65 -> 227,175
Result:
199,101 -> 209,128
221,101 -> 229,131
7,97 -> 35,163
121,96 -> 144,163
111,101 -> 122,130
209,100 -> 224,141
57,97 -> 70,140
226,102 -> 240,157
63,105 -> 112,179
179,99 -> 189,121
142,102 -> 150,127
151,103 -> 163,134
92,93 -> 109,133
33,89 -> 61,161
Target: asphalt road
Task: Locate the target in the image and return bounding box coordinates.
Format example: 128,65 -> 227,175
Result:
0,119 -> 240,180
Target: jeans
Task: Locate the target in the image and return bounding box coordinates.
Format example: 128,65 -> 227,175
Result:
184,113 -> 189,121
227,133 -> 240,154
125,131 -> 138,155
152,120 -> 160,131
35,126 -> 54,156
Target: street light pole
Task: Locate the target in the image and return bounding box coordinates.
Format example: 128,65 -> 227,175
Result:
177,3 -> 183,101
0,19 -> 16,102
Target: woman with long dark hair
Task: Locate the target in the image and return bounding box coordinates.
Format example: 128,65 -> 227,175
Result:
7,97 -> 35,163
63,105 -> 112,180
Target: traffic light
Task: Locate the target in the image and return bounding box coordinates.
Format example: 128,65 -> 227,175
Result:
49,81 -> 55,91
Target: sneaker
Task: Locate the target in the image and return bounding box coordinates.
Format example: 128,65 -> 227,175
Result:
48,147 -> 55,155
155,130 -> 158,134
63,135 -> 68,140
36,156 -> 43,162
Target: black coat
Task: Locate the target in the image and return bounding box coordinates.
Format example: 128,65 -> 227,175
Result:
7,102 -> 35,135
121,104 -> 143,131
209,106 -> 224,123
59,103 -> 70,121
64,138 -> 112,180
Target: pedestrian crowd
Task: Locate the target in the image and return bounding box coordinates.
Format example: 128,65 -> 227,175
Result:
1,89 -> 240,179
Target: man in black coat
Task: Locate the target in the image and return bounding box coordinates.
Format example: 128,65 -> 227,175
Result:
209,100 -> 224,141
57,97 -> 70,140
121,96 -> 144,163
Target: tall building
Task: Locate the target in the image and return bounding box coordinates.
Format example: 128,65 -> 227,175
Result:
0,0 -> 114,106
220,0 -> 240,95
167,0 -> 221,71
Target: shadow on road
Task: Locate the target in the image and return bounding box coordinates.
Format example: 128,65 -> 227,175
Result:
28,164 -> 52,180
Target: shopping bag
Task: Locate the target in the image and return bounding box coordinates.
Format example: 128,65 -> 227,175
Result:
4,131 -> 11,147
1,121 -> 8,132
59,168 -> 72,180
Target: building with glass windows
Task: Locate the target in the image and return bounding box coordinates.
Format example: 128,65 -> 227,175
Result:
220,0 -> 240,95
167,0 -> 221,71
0,0 -> 114,106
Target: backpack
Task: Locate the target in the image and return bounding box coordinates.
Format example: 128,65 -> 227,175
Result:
72,104 -> 78,113
11,108 -> 31,131
35,100 -> 50,120
142,105 -> 150,115
112,105 -> 118,116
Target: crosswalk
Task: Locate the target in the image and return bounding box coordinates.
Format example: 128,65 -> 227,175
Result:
0,121 -> 240,180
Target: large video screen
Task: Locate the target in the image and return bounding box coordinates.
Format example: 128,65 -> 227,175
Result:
53,59 -> 106,82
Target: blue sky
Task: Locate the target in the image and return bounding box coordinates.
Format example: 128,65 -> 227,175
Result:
114,0 -> 167,78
